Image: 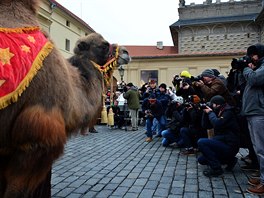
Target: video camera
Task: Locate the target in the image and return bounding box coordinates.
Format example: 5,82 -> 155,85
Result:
231,56 -> 252,70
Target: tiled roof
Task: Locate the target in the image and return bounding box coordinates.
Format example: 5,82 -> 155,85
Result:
124,46 -> 178,58
170,14 -> 258,27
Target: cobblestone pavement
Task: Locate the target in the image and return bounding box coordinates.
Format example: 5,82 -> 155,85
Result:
51,125 -> 261,198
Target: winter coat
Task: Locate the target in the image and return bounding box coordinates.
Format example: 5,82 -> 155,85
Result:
142,99 -> 164,119
123,86 -> 140,110
242,62 -> 264,115
199,78 -> 235,106
202,104 -> 240,151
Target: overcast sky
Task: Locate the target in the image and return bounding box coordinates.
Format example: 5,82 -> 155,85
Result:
55,0 -> 216,46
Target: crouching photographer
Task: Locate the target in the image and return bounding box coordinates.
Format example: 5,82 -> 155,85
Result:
161,97 -> 185,147
197,95 -> 240,177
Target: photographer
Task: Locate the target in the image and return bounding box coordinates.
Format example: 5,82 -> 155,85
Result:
142,79 -> 159,99
172,70 -> 191,91
241,44 -> 264,195
193,69 -> 235,106
179,96 -> 207,155
176,78 -> 197,101
161,96 -> 185,147
197,95 -> 240,177
142,95 -> 167,142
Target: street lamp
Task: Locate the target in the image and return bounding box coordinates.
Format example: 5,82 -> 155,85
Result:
118,65 -> 125,82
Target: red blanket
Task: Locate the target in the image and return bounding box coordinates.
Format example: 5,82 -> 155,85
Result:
0,27 -> 53,109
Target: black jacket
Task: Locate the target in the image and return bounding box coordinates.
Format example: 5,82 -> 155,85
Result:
202,104 -> 240,152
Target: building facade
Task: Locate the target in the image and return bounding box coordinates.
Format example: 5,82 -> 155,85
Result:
126,0 -> 264,87
38,0 -> 264,88
38,0 -> 94,58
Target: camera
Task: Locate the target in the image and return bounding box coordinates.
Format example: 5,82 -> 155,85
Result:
198,102 -> 211,110
190,75 -> 202,82
172,75 -> 183,86
199,103 -> 208,109
145,110 -> 153,118
231,56 -> 251,70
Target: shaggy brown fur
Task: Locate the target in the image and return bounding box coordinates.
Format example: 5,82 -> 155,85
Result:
0,0 -> 130,197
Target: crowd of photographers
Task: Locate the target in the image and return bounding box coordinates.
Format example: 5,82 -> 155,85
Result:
135,43 -> 264,195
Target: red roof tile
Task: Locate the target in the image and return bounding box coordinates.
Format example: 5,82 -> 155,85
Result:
124,46 -> 178,57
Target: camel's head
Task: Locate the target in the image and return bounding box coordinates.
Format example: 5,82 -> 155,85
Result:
73,33 -> 131,67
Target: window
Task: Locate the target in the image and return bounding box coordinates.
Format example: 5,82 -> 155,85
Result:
140,70 -> 158,85
65,39 -> 70,51
66,20 -> 70,27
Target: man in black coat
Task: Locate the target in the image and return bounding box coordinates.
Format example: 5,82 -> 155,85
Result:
197,95 -> 240,177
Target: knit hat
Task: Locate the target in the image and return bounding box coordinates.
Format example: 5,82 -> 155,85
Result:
159,83 -> 167,90
148,94 -> 157,102
210,95 -> 225,105
201,69 -> 215,78
247,45 -> 258,56
180,70 -> 191,78
212,69 -> 220,76
126,82 -> 134,87
172,96 -> 184,104
182,78 -> 192,85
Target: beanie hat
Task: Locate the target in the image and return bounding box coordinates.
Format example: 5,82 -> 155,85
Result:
247,45 -> 258,56
126,82 -> 134,87
212,69 -> 220,76
159,83 -> 167,90
148,94 -> 157,102
201,69 -> 215,78
173,96 -> 184,104
182,78 -> 192,85
180,70 -> 191,78
210,95 -> 225,105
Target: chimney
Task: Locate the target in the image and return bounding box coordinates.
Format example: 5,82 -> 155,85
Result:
156,41 -> 163,50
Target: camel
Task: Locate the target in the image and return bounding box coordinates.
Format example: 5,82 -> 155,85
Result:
0,0 -> 130,197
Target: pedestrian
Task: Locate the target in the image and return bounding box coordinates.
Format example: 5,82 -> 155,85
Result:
123,82 -> 140,131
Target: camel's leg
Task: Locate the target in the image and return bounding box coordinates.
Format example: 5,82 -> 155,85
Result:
3,105 -> 67,198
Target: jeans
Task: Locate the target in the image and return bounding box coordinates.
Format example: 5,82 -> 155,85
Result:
146,115 -> 167,138
161,129 -> 177,146
151,118 -> 159,133
198,138 -> 237,170
247,115 -> 264,184
180,127 -> 193,148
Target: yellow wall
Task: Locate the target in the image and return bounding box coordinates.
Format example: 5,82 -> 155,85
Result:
115,55 -> 240,88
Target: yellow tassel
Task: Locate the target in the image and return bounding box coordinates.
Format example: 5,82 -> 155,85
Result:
107,107 -> 114,126
0,26 -> 40,33
101,106 -> 108,124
